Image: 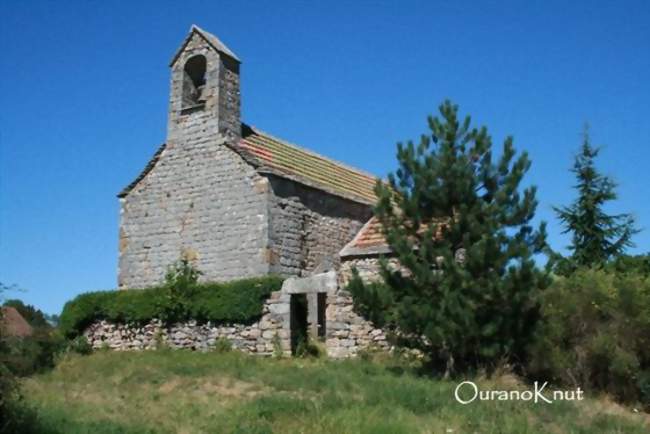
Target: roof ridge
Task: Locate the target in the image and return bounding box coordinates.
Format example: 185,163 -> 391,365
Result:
247,125 -> 377,181
170,25 -> 241,67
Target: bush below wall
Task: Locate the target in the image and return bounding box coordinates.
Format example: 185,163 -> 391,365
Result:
59,276 -> 284,338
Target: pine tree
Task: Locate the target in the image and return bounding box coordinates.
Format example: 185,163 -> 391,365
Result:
553,126 -> 637,268
350,101 -> 548,374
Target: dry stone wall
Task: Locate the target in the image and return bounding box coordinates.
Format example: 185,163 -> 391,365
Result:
326,288 -> 389,358
339,256 -> 402,287
86,272 -> 388,358
85,291 -> 290,355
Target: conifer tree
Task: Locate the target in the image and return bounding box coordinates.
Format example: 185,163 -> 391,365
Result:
349,101 -> 548,374
553,126 -> 637,268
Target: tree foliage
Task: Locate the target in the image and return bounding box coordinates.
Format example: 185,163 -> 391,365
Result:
2,299 -> 51,329
349,101 -> 548,374
553,126 -> 637,269
529,268 -> 650,408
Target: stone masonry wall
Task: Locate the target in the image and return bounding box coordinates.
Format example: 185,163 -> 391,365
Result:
339,256 -> 402,287
266,176 -> 372,276
326,287 -> 389,358
85,291 -> 290,355
118,140 -> 270,288
118,33 -> 269,289
87,272 -> 388,358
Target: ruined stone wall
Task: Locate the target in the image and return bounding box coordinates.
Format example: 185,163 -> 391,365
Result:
325,287 -> 389,358
88,272 -> 388,358
266,176 -> 372,276
338,256 -> 402,287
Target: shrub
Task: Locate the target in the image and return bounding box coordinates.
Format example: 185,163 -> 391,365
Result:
1,330 -> 66,376
67,336 -> 92,355
271,333 -> 284,358
528,268 -> 650,408
294,337 -> 325,358
2,299 -> 51,328
59,276 -> 284,338
0,363 -> 37,434
212,337 -> 232,353
0,296 -> 40,433
0,298 -> 66,377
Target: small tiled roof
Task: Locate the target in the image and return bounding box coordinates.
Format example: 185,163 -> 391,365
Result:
339,217 -> 391,257
339,216 -> 448,258
236,125 -> 377,204
118,125 -> 378,205
1,306 -> 33,338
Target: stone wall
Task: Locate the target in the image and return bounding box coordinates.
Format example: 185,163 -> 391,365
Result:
339,256 -> 402,287
86,272 -> 388,358
118,139 -> 270,288
267,176 -> 372,276
118,32 -> 269,289
85,291 -> 290,355
326,287 -> 389,358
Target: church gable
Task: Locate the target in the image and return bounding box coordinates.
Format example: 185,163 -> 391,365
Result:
117,25 -> 377,288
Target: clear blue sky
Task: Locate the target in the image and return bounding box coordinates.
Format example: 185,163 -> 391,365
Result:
1,1 -> 648,315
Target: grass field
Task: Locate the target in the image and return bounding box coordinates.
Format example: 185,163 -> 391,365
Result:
19,350 -> 649,434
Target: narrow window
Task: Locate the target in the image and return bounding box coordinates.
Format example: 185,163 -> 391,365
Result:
182,55 -> 206,108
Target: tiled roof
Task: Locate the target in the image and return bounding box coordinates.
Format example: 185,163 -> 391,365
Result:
0,306 -> 33,338
339,217 -> 391,257
236,125 -> 378,205
340,216 -> 448,258
118,125 -> 378,205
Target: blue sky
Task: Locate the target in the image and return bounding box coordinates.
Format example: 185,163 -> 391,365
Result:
1,1 -> 649,314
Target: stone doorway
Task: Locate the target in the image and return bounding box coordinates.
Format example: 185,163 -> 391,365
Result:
289,293 -> 308,354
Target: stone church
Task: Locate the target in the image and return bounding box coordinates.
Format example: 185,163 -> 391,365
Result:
117,25 -> 383,290
107,25 -> 393,357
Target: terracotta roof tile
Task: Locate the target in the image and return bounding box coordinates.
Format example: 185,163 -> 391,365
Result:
340,216 -> 448,258
237,125 -> 378,204
1,306 -> 33,338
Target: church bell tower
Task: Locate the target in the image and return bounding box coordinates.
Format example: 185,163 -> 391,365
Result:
167,25 -> 241,144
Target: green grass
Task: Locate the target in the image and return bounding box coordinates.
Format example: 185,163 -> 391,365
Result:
19,350 -> 649,433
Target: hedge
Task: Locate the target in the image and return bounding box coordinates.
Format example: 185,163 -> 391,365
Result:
59,276 -> 284,338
